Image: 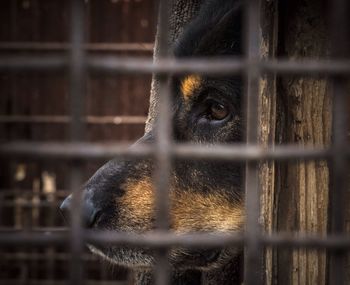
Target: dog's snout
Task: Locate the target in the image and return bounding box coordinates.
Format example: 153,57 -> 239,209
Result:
82,196 -> 101,228
59,193 -> 101,228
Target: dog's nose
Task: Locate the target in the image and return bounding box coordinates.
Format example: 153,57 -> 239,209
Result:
59,194 -> 101,228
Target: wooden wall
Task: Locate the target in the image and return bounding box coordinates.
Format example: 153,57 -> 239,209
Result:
0,0 -> 156,283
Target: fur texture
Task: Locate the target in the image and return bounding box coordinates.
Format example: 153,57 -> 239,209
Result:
62,0 -> 244,271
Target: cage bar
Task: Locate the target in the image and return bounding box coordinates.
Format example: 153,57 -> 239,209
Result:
0,42 -> 153,52
0,0 -> 349,284
68,0 -> 86,284
1,142 -> 344,163
2,54 -> 350,75
152,0 -> 173,284
243,0 -> 262,284
0,141 -> 345,161
2,230 -> 350,250
0,115 -> 147,125
329,0 -> 350,284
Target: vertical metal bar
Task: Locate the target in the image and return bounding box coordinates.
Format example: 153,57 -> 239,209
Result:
69,0 -> 86,285
70,0 -> 86,141
244,0 -> 262,284
154,0 -> 172,284
329,0 -> 349,284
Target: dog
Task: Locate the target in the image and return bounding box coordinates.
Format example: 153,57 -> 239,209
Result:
60,0 -> 244,271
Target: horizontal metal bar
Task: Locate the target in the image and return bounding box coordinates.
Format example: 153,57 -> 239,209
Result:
0,189 -> 68,197
88,232 -> 242,248
0,230 -> 243,248
1,252 -> 100,261
0,115 -> 147,125
262,234 -> 350,249
0,227 -> 68,232
0,142 -> 153,160
0,42 -> 154,52
1,54 -> 350,75
87,56 -> 244,75
175,144 -> 333,161
0,231 -> 69,246
0,200 -> 62,208
0,141 -> 335,161
0,55 -> 67,71
0,280 -> 128,285
261,59 -> 350,75
1,230 -> 350,250
89,57 -> 350,75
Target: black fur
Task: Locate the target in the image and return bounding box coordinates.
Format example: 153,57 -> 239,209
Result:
174,0 -> 242,57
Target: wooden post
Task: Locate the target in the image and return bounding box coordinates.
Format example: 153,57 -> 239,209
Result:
261,0 -> 331,284
259,0 -> 278,284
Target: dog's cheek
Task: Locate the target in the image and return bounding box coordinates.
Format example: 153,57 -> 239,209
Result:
113,178 -> 244,235
117,178 -> 155,232
171,191 -> 244,233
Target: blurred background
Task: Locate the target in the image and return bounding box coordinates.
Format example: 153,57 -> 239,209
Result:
0,0 -> 156,283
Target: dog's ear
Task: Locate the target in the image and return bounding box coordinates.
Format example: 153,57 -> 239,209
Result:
174,0 -> 242,58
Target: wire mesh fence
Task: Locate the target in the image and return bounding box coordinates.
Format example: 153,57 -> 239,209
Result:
0,0 -> 349,284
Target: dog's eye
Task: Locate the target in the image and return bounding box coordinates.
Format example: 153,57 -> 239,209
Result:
207,101 -> 229,121
193,96 -> 232,125
209,102 -> 228,120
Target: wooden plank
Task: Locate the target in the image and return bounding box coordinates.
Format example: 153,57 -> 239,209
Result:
275,0 -> 330,284
259,0 -> 278,284
0,0 -> 156,283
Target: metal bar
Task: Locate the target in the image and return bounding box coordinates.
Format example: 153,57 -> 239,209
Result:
68,1 -> 86,285
0,142 -> 153,160
153,0 -> 172,283
0,280 -> 128,285
155,80 -> 172,227
244,0 -> 262,284
0,252 -> 101,261
0,142 -> 339,161
329,0 -> 350,283
0,227 -> 69,232
2,230 -> 350,250
0,115 -> 147,125
260,60 -> 350,75
89,57 -> 350,76
0,2 -> 349,285
0,189 -> 69,197
0,55 -> 67,71
174,144 -> 332,161
70,2 -> 86,142
88,55 -> 244,75
2,55 -> 350,75
68,165 -> 84,285
329,78 -> 349,285
0,42 -> 153,52
0,200 -> 62,208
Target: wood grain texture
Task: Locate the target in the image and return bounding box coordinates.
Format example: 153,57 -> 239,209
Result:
0,0 -> 155,282
259,0 -> 278,284
273,0 -> 331,284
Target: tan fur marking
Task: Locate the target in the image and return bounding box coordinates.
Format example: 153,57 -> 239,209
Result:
118,179 -> 155,231
119,178 -> 244,233
180,75 -> 202,100
172,191 -> 244,233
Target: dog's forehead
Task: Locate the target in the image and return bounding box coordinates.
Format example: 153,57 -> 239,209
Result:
178,75 -> 240,104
